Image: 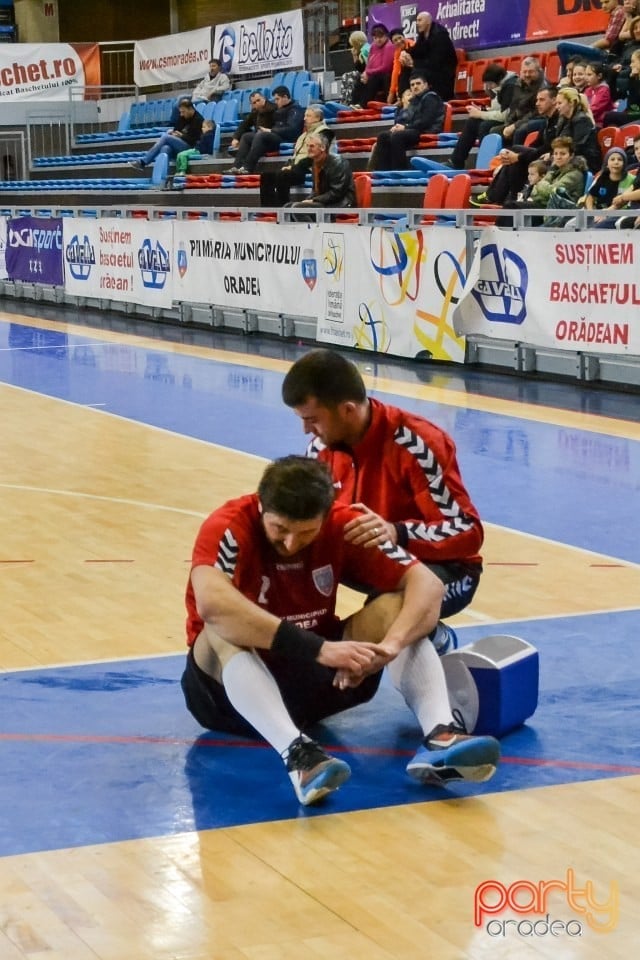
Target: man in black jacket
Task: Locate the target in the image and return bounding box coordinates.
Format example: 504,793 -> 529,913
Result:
230,86 -> 305,174
472,86 -> 560,206
288,132 -> 355,211
228,91 -> 276,157
400,11 -> 457,101
369,72 -> 445,170
449,64 -> 519,169
129,98 -> 203,170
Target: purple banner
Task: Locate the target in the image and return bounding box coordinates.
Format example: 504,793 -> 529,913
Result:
5,217 -> 64,285
369,1 -> 530,52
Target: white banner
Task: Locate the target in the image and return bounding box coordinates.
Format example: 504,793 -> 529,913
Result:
213,10 -> 305,76
316,225 -> 467,362
453,228 -> 640,356
0,43 -> 100,100
134,28 -> 212,88
172,220 -> 321,316
62,218 -> 173,308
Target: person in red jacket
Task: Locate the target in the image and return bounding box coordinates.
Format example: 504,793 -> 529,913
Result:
282,349 -> 484,656
183,456 -> 500,804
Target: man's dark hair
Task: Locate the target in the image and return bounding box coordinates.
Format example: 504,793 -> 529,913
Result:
482,64 -> 507,84
271,85 -> 292,99
210,58 -> 221,67
390,28 -> 405,39
178,97 -> 194,108
258,456 -> 335,519
409,70 -> 428,84
282,349 -> 367,408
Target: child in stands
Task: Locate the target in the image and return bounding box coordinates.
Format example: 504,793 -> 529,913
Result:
175,119 -> 216,175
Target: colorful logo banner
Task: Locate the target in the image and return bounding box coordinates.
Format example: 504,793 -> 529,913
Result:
6,217 -> 64,285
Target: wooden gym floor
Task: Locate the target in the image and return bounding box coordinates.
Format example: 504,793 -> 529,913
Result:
1,310 -> 638,959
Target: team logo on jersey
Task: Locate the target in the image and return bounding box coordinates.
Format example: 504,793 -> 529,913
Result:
312,564 -> 334,597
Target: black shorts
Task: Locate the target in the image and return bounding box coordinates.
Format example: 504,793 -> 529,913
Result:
181,645 -> 382,737
344,561 -> 482,620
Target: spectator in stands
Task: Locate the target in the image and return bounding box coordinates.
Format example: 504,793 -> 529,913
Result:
496,136 -> 588,227
229,86 -> 304,175
610,132 -> 640,224
618,0 -> 640,41
447,63 -> 519,169
515,159 -> 550,204
490,57 -> 546,145
400,11 -> 457,101
557,0 -> 626,69
129,98 -> 203,171
341,31 -> 370,105
168,59 -> 231,127
605,48 -> 640,123
554,86 -> 601,171
610,16 -> 640,97
565,60 -> 590,93
583,145 -> 635,222
584,62 -> 614,125
537,136 -> 589,226
228,91 -> 275,159
470,86 -> 560,206
387,28 -> 414,104
192,59 -> 231,104
557,56 -> 580,89
174,119 -> 216,178
259,104 -> 330,207
368,71 -> 445,170
351,24 -> 395,108
286,132 -> 355,214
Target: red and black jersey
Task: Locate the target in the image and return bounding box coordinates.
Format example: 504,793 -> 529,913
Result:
307,398 -> 483,566
185,493 -> 418,646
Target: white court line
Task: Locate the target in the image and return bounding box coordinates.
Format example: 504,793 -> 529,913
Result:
0,482 -> 208,518
2,603 -> 639,677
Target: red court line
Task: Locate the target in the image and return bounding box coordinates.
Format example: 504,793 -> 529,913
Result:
0,559 -> 34,563
2,732 -> 638,775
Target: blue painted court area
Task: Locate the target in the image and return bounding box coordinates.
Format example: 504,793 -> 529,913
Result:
1,320 -> 640,562
2,612 -> 639,857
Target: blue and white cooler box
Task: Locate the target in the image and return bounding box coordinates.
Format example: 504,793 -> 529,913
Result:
441,635 -> 539,738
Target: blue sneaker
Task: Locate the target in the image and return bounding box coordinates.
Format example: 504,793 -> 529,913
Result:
406,722 -> 500,786
283,736 -> 351,805
431,621 -> 458,656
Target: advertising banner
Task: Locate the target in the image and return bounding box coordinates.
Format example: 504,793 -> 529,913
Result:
133,28 -> 212,88
213,10 -> 305,76
453,227 -> 640,355
6,217 -> 64,285
316,225 -> 467,362
0,43 -> 100,101
369,0 -> 607,50
525,0 -> 608,45
172,220 -> 322,317
369,0 -> 530,51
62,218 -> 173,308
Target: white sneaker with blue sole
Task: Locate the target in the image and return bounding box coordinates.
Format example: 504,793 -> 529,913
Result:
407,722 -> 500,786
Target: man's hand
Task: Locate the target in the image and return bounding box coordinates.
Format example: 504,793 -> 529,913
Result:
343,503 -> 397,547
317,639 -> 380,674
333,640 -> 399,689
391,123 -> 406,133
499,148 -> 518,165
502,123 -> 515,140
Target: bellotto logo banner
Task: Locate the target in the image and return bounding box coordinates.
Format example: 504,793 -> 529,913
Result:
474,869 -> 619,938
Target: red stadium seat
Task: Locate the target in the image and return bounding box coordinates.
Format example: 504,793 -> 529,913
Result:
619,123 -> 640,150
597,126 -> 620,153
545,51 -> 562,84
420,173 -> 450,224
